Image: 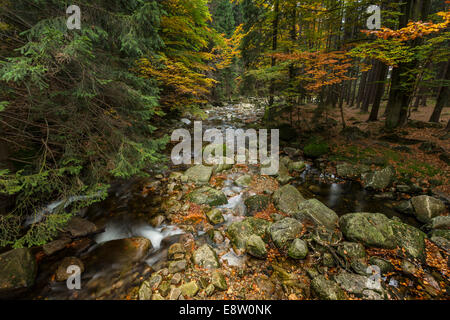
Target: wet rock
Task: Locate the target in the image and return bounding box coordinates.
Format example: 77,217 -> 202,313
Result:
149,274 -> 163,289
311,275 -> 346,300
430,229 -> 450,241
337,242 -> 366,261
206,208 -> 225,225
246,234 -> 267,259
187,187 -> 228,206
287,239 -> 308,260
180,281 -> 199,298
168,243 -> 185,260
169,287 -> 182,300
336,163 -> 370,179
159,281 -> 171,297
340,213 -> 396,249
272,184 -> 305,215
0,248 -> 37,294
56,257 -> 84,282
288,161 -> 306,173
184,165 -> 213,185
86,237 -> 151,268
43,238 -> 71,256
150,215 -> 165,227
212,271 -> 227,291
411,195 -> 445,223
168,260 -> 187,273
244,195 -> 270,216
361,166 -> 396,190
394,201 -> 414,215
193,244 -> 220,269
64,217 -> 98,238
340,213 -> 426,260
334,271 -> 385,300
294,199 -> 339,230
205,284 -> 215,296
428,216 -> 450,230
171,273 -> 182,285
276,162 -> 293,185
226,217 -> 271,250
138,281 -> 152,300
269,218 -> 303,249
235,174 -> 252,187
430,236 -> 450,252
368,257 -> 394,274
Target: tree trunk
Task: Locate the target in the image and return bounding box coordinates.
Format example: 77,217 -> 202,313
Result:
266,0 -> 279,121
361,62 -> 378,112
368,62 -> 388,121
356,71 -> 368,109
430,60 -> 450,123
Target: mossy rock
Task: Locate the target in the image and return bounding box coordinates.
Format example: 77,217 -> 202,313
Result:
244,195 -> 270,216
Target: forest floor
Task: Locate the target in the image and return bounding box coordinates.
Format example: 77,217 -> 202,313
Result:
276,102 -> 450,196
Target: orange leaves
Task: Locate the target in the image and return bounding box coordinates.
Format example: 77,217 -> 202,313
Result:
362,11 -> 450,41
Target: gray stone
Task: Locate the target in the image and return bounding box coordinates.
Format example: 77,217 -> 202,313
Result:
184,165 -> 213,185
226,218 -> 271,251
168,259 -> 187,273
334,271 -> 385,300
205,284 -> 215,296
55,257 -> 84,282
294,199 -> 339,230
64,217 -> 98,238
206,209 -> 225,225
288,161 -> 306,173
368,257 -> 394,274
430,236 -> 450,252
428,216 -> 450,230
244,195 -> 270,216
138,281 -> 153,300
246,234 -> 267,259
336,163 -> 370,179
193,244 -> 220,269
212,271 -> 227,291
276,163 -> 293,185
235,175 -> 252,187
311,275 -> 346,300
0,248 -> 37,293
43,238 -> 71,256
187,187 -> 228,206
169,287 -> 182,300
337,242 -> 366,261
168,243 -> 185,260
269,218 -> 303,249
411,196 -> 446,223
362,166 -> 396,190
180,281 -> 199,297
288,239 -> 308,260
272,184 -> 305,215
171,273 -> 182,285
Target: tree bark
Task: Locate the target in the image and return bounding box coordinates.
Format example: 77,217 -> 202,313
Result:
368,62 -> 388,121
430,60 -> 450,123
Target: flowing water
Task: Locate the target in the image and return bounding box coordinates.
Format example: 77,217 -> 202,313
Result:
24,102 -> 423,300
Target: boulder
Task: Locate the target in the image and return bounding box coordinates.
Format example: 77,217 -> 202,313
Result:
288,161 -> 306,173
276,162 -> 293,185
311,275 -> 346,300
211,271 -> 227,291
0,248 -> 37,294
361,166 -> 396,190
269,218 -> 303,249
192,244 -> 220,269
428,216 -> 450,230
168,260 -> 187,273
226,218 -> 271,251
55,256 -> 84,281
184,165 -> 213,185
246,234 -> 268,259
337,242 -> 366,261
336,163 -> 370,179
334,271 -> 385,300
180,281 -> 199,298
138,281 -> 153,300
206,209 -> 225,225
431,236 -> 450,252
244,195 -> 270,216
368,257 -> 394,274
411,196 -> 446,223
187,187 -> 228,206
64,217 -> 98,238
272,184 -> 305,215
43,238 -> 71,256
430,229 -> 450,241
294,199 -> 339,230
235,175 -> 252,187
287,239 -> 308,260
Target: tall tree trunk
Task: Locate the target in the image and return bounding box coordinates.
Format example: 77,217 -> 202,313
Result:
430,61 -> 450,123
266,0 -> 279,121
368,62 -> 388,121
356,71 -> 368,109
362,62 -> 378,112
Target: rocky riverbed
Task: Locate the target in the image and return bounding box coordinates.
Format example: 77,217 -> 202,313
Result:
0,102 -> 449,300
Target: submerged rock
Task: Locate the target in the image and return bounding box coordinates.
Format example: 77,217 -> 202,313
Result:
192,244 -> 220,269
187,187 -> 228,206
269,218 -> 303,249
272,184 -> 305,215
184,165 -> 213,185
0,248 -> 37,294
294,199 -> 339,230
411,195 -> 445,223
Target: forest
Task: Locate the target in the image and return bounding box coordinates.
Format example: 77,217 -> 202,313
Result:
0,0 -> 449,301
